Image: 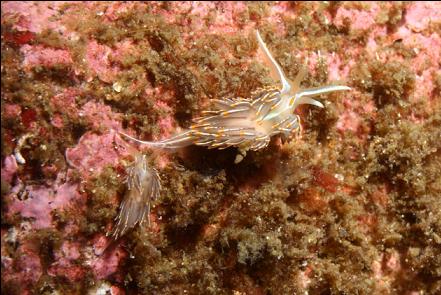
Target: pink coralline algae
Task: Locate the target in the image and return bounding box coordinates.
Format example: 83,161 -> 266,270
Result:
6,178 -> 84,229
1,2 -> 69,34
47,241 -> 84,282
80,101 -> 123,131
20,44 -> 73,71
405,1 -> 441,32
334,2 -> 383,31
1,155 -> 18,184
3,243 -> 44,289
89,234 -> 128,280
65,132 -> 130,178
86,40 -> 120,83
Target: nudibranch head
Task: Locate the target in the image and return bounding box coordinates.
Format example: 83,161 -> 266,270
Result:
254,30 -> 351,119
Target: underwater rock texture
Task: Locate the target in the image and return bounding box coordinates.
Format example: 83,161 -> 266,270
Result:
1,1 -> 440,294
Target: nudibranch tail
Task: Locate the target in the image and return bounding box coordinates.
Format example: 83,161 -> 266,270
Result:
119,130 -> 194,149
109,154 -> 161,240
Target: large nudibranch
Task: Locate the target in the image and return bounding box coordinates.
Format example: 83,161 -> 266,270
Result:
120,30 -> 351,157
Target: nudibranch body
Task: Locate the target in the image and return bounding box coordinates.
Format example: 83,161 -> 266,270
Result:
121,30 -> 350,156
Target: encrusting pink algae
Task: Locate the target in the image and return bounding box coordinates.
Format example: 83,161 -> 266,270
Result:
1,2 -> 441,294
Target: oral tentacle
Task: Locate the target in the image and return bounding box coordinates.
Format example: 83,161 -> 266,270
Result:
293,97 -> 325,108
297,85 -> 351,98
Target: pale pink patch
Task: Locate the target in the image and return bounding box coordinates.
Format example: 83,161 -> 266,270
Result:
0,2 -> 71,34
334,3 -> 382,31
372,258 -> 383,280
180,2 -> 251,41
385,250 -> 401,273
327,52 -> 353,81
336,91 -> 375,138
51,114 -> 64,128
365,26 -> 388,56
393,28 -> 441,73
211,2 -> 248,31
65,131 -> 131,178
291,49 -> 354,81
155,100 -> 173,113
92,234 -> 110,256
336,110 -> 361,134
358,214 -> 377,235
6,179 -> 84,229
143,86 -> 178,140
50,88 -> 81,115
296,266 -> 313,289
48,263 -> 85,282
412,70 -> 435,102
304,51 -> 319,76
110,286 -> 126,295
308,47 -> 357,82
405,2 -> 441,33
156,117 -> 174,140
145,86 -> 176,104
80,101 -> 123,130
102,2 -> 137,22
155,153 -> 171,169
3,104 -> 22,118
48,241 -> 85,282
146,213 -> 162,234
154,100 -> 175,138
49,88 -> 85,130
2,243 -> 43,287
268,2 -> 298,36
148,2 -> 188,25
20,45 -> 73,70
110,39 -> 138,64
61,241 -> 82,260
201,224 -> 220,240
89,234 -> 127,280
371,185 -> 389,207
322,9 -> 333,25
1,155 -> 18,184
63,220 -> 81,236
86,40 -> 119,83
372,250 -> 404,292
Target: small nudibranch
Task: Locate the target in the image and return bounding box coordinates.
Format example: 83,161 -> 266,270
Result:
109,153 -> 161,240
120,30 -> 351,155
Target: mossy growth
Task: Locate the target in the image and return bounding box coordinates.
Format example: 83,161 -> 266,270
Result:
82,166 -> 125,235
60,2 -> 204,126
375,2 -> 408,30
350,59 -> 415,107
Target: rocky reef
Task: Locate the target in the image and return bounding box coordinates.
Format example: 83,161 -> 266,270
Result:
1,2 -> 440,294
